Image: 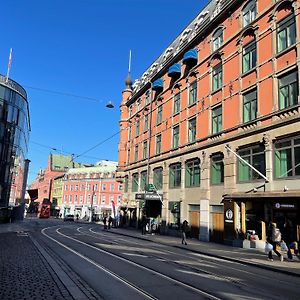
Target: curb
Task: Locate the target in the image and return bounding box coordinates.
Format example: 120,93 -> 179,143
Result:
106,228 -> 300,278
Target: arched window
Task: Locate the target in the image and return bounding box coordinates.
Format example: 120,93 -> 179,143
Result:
243,1 -> 256,27
212,28 -> 223,51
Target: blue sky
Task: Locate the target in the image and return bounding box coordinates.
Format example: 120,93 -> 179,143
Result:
1,0 -> 206,184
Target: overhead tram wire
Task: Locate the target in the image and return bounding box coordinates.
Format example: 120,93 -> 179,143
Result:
24,85 -> 102,103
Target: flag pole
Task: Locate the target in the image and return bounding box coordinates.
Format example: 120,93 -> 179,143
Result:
128,49 -> 132,73
6,48 -> 13,83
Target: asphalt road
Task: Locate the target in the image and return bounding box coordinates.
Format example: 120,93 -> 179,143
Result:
27,219 -> 300,300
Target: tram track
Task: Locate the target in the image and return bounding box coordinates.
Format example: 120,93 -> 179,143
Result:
42,226 -> 224,300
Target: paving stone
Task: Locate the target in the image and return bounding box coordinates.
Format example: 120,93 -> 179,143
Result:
0,232 -> 72,300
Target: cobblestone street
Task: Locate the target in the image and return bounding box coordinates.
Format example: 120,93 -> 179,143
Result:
0,232 -> 72,300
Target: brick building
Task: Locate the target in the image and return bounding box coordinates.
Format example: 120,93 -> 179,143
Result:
117,0 -> 300,245
61,161 -> 123,221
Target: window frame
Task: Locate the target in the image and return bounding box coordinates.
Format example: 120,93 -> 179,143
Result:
277,13 -> 296,53
156,105 -> 163,125
243,89 -> 257,123
212,105 -> 222,134
172,125 -> 180,149
173,92 -> 181,114
212,63 -> 223,91
237,144 -> 266,182
188,117 -> 197,143
243,0 -> 256,27
153,167 -> 163,190
242,40 -> 257,73
212,27 -> 223,51
156,133 -> 162,155
185,159 -> 200,188
169,163 -> 181,189
132,173 -> 139,192
278,70 -> 298,110
188,81 -> 197,105
274,136 -> 300,179
211,153 -> 224,185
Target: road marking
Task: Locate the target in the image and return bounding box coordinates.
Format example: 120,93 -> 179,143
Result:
42,227 -> 157,300
44,227 -> 222,300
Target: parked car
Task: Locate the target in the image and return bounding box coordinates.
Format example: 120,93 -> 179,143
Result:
64,214 -> 74,221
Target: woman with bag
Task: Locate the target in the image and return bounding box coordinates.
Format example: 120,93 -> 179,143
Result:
266,222 -> 283,262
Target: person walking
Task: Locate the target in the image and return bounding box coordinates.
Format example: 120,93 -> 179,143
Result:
282,219 -> 294,261
181,220 -> 189,245
267,222 -> 283,262
141,213 -> 147,235
108,216 -> 113,229
103,216 -> 107,230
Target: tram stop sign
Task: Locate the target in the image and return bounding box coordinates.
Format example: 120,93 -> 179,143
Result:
146,184 -> 156,192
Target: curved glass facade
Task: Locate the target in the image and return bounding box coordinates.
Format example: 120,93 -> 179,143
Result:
0,74 -> 30,208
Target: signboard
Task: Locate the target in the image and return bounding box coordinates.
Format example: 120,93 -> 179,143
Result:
146,184 -> 156,192
135,193 -> 145,200
225,209 -> 233,223
274,203 -> 295,209
169,201 -> 180,213
145,192 -> 163,201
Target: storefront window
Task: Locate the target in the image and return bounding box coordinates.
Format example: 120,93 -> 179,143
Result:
185,159 -> 200,187
211,153 -> 224,185
153,167 -> 163,190
169,163 -> 181,188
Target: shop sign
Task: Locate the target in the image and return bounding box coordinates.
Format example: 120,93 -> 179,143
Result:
144,192 -> 163,201
225,208 -> 233,223
135,193 -> 145,200
169,201 -> 180,213
274,203 -> 295,209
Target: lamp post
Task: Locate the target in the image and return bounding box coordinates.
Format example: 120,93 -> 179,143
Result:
89,185 -> 95,222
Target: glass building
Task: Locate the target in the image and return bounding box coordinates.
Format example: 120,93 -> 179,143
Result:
0,74 -> 30,215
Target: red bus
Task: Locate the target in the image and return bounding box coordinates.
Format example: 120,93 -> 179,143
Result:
39,199 -> 51,218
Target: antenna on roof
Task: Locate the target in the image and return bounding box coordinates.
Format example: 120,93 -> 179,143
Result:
128,49 -> 132,74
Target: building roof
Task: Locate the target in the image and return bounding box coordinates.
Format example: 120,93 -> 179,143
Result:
66,162 -> 117,175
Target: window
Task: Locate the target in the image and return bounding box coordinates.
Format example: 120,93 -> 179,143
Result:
87,194 -> 91,204
243,0 -> 256,27
69,195 -> 72,203
143,141 -> 148,159
119,184 -> 123,191
101,195 -> 106,204
109,195 -> 114,204
145,90 -> 151,105
129,105 -> 132,117
238,144 -> 265,181
212,105 -> 222,134
70,185 -> 74,191
243,89 -> 257,122
153,167 -> 163,190
188,117 -> 197,143
135,120 -> 140,136
243,40 -> 256,73
172,125 -> 180,149
110,184 -> 115,191
189,81 -> 197,105
144,114 -> 149,132
118,195 -> 122,204
157,105 -> 163,124
277,14 -> 296,53
274,136 -> 300,178
136,98 -> 141,111
156,134 -> 162,155
75,195 -> 78,203
173,92 -> 181,114
141,171 -> 147,191
213,64 -> 222,91
134,145 -> 139,162
185,159 -> 200,187
80,195 -> 83,203
75,184 -> 78,191
212,28 -> 223,51
211,153 -> 224,185
132,173 -> 139,192
124,176 -> 128,192
169,163 -> 181,188
278,70 -> 298,109
102,184 -> 106,191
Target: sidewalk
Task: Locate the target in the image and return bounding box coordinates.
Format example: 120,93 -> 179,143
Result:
106,226 -> 300,277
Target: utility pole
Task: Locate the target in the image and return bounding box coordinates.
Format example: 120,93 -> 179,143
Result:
89,185 -> 95,222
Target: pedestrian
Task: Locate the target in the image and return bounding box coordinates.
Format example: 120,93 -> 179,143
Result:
76,213 -> 79,221
282,219 -> 294,261
181,220 -> 189,245
108,215 -> 113,229
267,222 -> 283,262
103,216 -> 107,229
141,213 -> 147,235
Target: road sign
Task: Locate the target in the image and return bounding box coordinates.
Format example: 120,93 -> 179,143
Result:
146,184 -> 156,192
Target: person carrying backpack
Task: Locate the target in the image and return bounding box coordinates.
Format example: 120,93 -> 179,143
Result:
267,222 -> 283,262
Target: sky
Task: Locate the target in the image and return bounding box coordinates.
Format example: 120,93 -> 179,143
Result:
1,0 -> 206,184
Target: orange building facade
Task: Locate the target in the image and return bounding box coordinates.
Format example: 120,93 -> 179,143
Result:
118,0 -> 300,246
